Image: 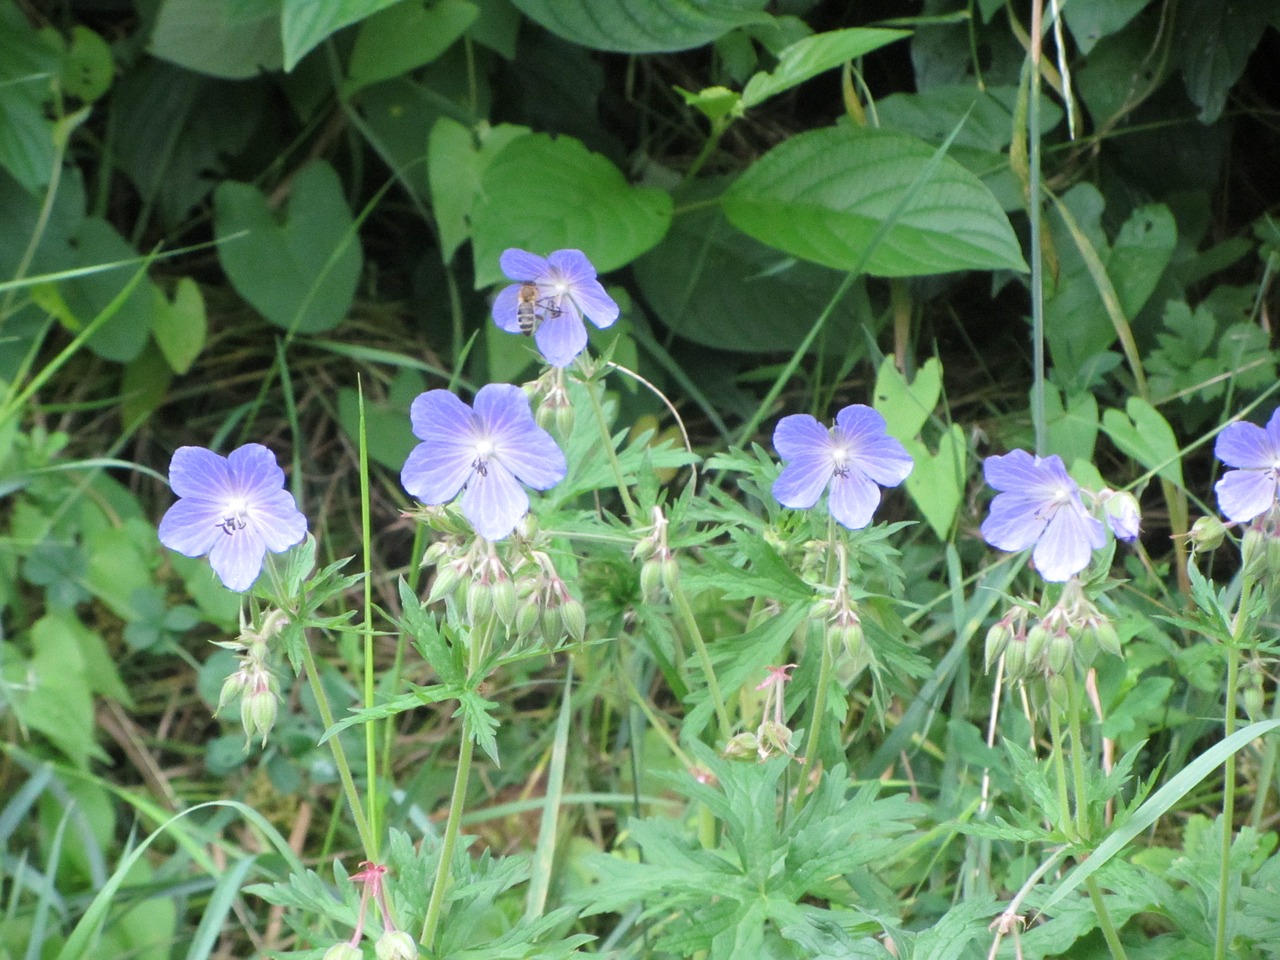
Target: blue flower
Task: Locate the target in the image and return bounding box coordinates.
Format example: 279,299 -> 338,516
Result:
980,450 -> 1105,582
1101,490 -> 1141,543
1214,409 -> 1280,523
401,383 -> 567,540
158,444 -> 308,592
491,248 -> 620,367
772,405 -> 913,530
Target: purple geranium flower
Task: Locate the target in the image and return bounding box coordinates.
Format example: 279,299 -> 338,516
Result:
772,405 -> 913,530
1214,408 -> 1280,523
401,383 -> 567,540
980,450 -> 1105,582
158,444 -> 308,592
491,248 -> 620,367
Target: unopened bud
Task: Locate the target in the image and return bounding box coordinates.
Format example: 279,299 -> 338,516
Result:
639,558 -> 664,600
515,598 -> 541,638
1047,673 -> 1069,711
323,944 -> 362,960
1045,630 -> 1074,675
660,557 -> 680,594
1024,624 -> 1050,671
984,622 -> 1012,672
541,603 -> 563,640
1003,635 -> 1028,680
723,731 -> 759,761
1243,673 -> 1266,724
1243,527 -> 1267,580
1091,620 -> 1121,658
491,578 -> 517,626
376,930 -> 418,960
554,400 -> 576,437
241,686 -> 278,747
1266,535 -> 1280,579
216,670 -> 246,716
427,563 -> 463,604
561,599 -> 586,643
1101,490 -> 1141,543
757,719 -> 793,759
1188,515 -> 1226,553
422,540 -> 449,566
466,580 -> 493,625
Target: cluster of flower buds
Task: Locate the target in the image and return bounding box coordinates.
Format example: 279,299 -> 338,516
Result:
811,582 -> 869,675
511,544 -> 586,645
633,506 -> 679,602
986,583 -> 1121,682
524,365 -> 575,437
214,608 -> 289,747
423,535 -> 517,630
724,664 -> 798,762
322,861 -> 418,960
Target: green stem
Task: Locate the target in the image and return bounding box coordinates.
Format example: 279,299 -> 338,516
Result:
796,627 -> 835,810
670,580 -> 731,738
1065,670 -> 1091,841
1213,578 -> 1244,960
357,383 -> 380,861
299,641 -> 375,857
420,622 -> 491,949
1047,693 -> 1075,842
1086,875 -> 1130,960
584,377 -> 637,518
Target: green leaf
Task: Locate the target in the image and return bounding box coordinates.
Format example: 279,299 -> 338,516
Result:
873,355 -> 941,440
508,0 -> 770,54
1173,0 -> 1275,124
741,27 -> 908,108
471,133 -> 672,288
902,425 -> 966,540
722,125 -> 1027,277
346,0 -> 478,94
150,0 -> 283,79
281,0 -> 402,70
631,180 -> 875,352
1100,397 -> 1184,488
337,367 -> 423,470
428,118 -> 530,264
215,160 -> 363,333
1044,385 -> 1099,464
1062,0 -> 1149,54
150,277 -> 206,374
0,4 -> 59,193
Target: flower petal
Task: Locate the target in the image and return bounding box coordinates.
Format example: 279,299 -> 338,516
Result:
773,414 -> 831,461
491,284 -> 525,334
208,528 -> 269,592
402,441 -> 475,504
1033,504 -> 1105,582
983,449 -> 1065,496
226,443 -> 287,502
1215,420 -> 1276,470
1215,468 -> 1278,523
546,249 -> 597,284
460,461 -> 529,540
772,454 -> 833,510
835,405 -> 913,486
827,468 -> 882,530
409,389 -> 475,444
168,446 -> 232,500
499,248 -> 549,282
475,384 -> 566,489
158,497 -> 225,557
250,488 -> 308,552
532,311 -> 588,367
980,493 -> 1048,552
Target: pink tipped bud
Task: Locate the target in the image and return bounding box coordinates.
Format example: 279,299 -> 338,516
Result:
323,945 -> 363,960
375,930 -> 418,960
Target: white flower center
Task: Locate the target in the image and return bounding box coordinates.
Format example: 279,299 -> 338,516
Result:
472,437 -> 497,477
831,440 -> 853,477
218,495 -> 250,536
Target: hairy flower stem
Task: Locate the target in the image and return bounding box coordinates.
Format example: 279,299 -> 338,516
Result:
585,378 -> 638,518
1086,875 -> 1130,960
299,640 -> 376,857
796,629 -> 836,812
671,580 -> 731,738
1065,670 -> 1092,841
421,622 -> 491,949
1216,576 -> 1253,960
1046,698 -> 1075,843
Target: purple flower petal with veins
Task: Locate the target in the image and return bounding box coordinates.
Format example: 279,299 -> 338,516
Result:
401,383 -> 567,540
771,405 -> 913,530
1214,409 -> 1280,523
158,444 -> 308,592
980,450 -> 1105,582
491,248 -> 620,367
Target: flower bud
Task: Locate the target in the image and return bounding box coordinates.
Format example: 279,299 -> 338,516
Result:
757,719 -> 793,759
515,597 -> 542,638
561,599 -> 586,643
1024,623 -> 1050,671
491,577 -> 517,626
1243,676 -> 1266,724
555,400 -> 576,438
1045,630 -> 1074,675
660,557 -> 680,594
1266,535 -> 1280,579
376,930 -> 418,960
722,731 -> 759,761
323,944 -> 363,960
632,537 -> 656,562
1002,635 -> 1028,680
216,669 -> 246,716
1047,673 -> 1069,711
1243,527 -> 1267,580
639,558 -> 664,600
427,563 -> 463,604
466,579 -> 493,626
1091,620 -> 1122,658
1101,490 -> 1141,543
241,686 -> 278,746
541,603 -> 564,640
422,540 -> 449,566
1188,515 -> 1225,552
984,621 -> 1012,672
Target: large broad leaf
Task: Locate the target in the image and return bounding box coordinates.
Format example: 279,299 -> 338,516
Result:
470,133 -> 672,288
1173,0 -> 1275,124
741,27 -> 909,108
1063,0 -> 1149,54
281,0 -> 402,70
346,0 -> 478,93
508,0 -> 770,53
1101,397 -> 1184,489
632,179 -> 873,352
215,160 -> 363,334
0,4 -> 59,193
722,125 -> 1027,277
428,118 -> 530,263
150,0 -> 283,79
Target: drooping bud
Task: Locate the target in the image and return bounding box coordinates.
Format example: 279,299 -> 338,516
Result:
1002,633 -> 1028,680
1045,628 -> 1074,675
1024,623 -> 1050,672
561,599 -> 586,643
466,579 -> 493,626
1243,527 -> 1268,580
1101,490 -> 1141,543
722,731 -> 759,761
1188,515 -> 1226,553
756,719 -> 794,759
1243,669 -> 1266,724
375,930 -> 418,960
323,944 -> 363,960
427,562 -> 464,604
984,621 -> 1013,672
639,558 -> 664,601
491,577 -> 517,627
1090,619 -> 1122,658
515,597 -> 542,638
